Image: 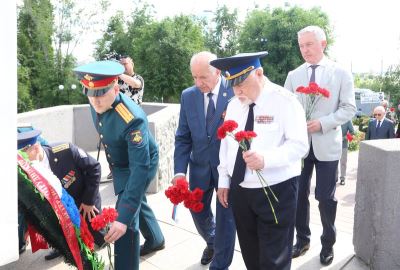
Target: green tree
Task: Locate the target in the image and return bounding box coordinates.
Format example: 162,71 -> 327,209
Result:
52,0 -> 109,105
204,5 -> 240,57
94,1 -> 155,59
382,65 -> 400,106
134,15 -> 205,102
239,6 -> 332,85
354,73 -> 383,91
17,0 -> 56,110
17,64 -> 34,113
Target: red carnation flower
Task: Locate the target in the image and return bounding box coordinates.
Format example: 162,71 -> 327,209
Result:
91,215 -> 107,231
191,202 -> 204,213
223,120 -> 238,132
217,126 -> 228,139
102,207 -> 118,223
190,188 -> 204,201
234,130 -> 247,142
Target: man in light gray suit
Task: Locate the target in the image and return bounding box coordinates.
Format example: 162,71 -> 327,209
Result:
365,105 -> 395,140
284,25 -> 356,266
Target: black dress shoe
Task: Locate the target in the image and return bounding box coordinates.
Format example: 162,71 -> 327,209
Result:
140,240 -> 165,256
320,249 -> 334,266
200,246 -> 214,265
44,249 -> 61,260
292,242 -> 310,258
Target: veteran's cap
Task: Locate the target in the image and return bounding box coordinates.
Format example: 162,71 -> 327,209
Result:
210,51 -> 268,87
17,129 -> 42,150
73,60 -> 125,97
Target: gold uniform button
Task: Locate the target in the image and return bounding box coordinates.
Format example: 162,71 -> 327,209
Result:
54,158 -> 58,163
100,134 -> 103,139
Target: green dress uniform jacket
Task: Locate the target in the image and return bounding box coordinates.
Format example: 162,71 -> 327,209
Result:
90,93 -> 163,270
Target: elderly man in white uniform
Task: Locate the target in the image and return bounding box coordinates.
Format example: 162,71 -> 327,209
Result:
212,52 -> 309,270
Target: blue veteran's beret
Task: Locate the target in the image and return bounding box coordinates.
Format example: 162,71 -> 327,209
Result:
73,60 -> 125,97
210,51 -> 268,87
17,129 -> 42,150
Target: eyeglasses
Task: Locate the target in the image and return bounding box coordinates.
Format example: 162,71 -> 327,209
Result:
374,114 -> 382,117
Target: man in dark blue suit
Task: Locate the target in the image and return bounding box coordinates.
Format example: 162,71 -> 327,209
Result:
174,51 -> 236,269
365,106 -> 395,140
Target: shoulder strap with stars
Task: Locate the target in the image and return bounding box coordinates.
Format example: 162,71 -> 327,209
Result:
115,102 -> 135,123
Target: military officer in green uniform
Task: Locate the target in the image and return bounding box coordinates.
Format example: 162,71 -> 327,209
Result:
74,60 -> 165,270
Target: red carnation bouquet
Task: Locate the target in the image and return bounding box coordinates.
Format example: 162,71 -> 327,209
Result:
346,131 -> 353,142
91,207 -> 118,270
165,177 -> 204,219
217,120 -> 279,224
296,82 -> 330,120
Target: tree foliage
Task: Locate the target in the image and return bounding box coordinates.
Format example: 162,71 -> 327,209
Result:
17,0 -> 56,111
239,6 -> 332,85
18,1 -> 399,112
204,5 -> 240,57
95,6 -> 205,103
134,15 -> 205,103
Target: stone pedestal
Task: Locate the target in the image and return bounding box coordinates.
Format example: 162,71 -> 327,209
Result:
354,139 -> 400,269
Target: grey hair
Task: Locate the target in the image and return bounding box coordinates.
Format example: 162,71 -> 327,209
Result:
298,25 -> 326,42
190,51 -> 218,73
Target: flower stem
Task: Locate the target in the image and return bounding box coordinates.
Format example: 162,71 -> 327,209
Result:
108,244 -> 114,270
255,170 -> 279,224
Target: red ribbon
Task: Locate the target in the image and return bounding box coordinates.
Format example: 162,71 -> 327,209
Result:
17,154 -> 83,270
27,223 -> 49,252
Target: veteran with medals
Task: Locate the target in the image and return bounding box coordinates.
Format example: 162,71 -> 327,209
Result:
74,61 -> 165,270
213,52 -> 309,270
17,129 -> 106,260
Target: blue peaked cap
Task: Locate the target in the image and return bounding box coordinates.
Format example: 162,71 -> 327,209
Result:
210,51 -> 268,87
73,60 -> 125,97
17,129 -> 42,149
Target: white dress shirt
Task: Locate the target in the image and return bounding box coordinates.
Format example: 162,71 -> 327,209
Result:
306,56 -> 329,85
218,77 -> 309,189
203,77 -> 221,118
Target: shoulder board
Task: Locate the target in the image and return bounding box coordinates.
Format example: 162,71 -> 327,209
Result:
51,143 -> 70,153
115,103 -> 135,123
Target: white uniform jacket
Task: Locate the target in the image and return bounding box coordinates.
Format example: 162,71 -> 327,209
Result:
218,78 -> 309,189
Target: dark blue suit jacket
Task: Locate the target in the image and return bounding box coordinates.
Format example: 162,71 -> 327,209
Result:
365,118 -> 395,140
174,78 -> 234,190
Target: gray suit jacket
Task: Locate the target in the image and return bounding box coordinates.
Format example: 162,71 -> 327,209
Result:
365,118 -> 395,140
284,58 -> 356,161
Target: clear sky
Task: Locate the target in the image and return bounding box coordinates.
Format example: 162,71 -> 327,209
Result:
73,0 -> 400,74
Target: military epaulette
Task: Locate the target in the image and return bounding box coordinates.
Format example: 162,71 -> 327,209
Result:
115,103 -> 135,124
51,143 -> 70,153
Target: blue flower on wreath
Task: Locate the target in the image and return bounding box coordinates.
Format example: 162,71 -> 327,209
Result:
61,188 -> 81,228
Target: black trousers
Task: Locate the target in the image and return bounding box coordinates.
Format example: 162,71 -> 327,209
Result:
295,145 -> 338,250
231,177 -> 298,270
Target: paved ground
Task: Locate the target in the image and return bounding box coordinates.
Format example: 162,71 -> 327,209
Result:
2,150 -> 369,270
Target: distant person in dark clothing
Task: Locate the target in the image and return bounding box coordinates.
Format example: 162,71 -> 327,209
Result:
365,106 -> 395,140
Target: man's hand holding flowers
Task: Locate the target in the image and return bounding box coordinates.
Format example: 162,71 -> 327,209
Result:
242,150 -> 264,171
307,119 -> 322,133
105,221 -> 127,243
